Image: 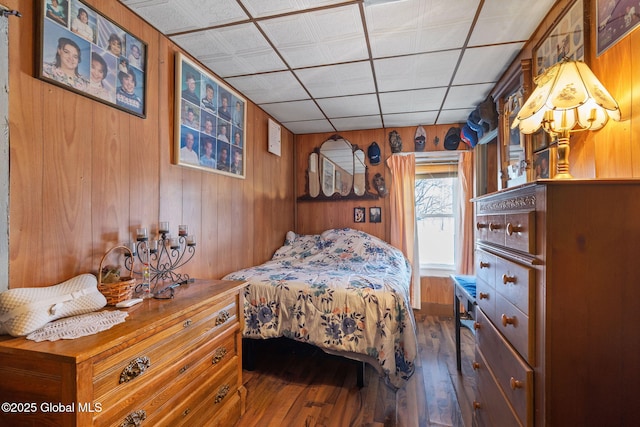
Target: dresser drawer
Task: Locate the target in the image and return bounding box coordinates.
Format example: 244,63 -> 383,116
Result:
473,347 -> 522,427
476,309 -> 532,426
151,354 -> 240,426
476,249 -> 496,285
494,293 -> 532,363
495,257 -> 534,316
504,212 -> 535,253
476,214 -> 505,245
476,278 -> 495,322
93,296 -> 238,402
180,361 -> 243,427
94,326 -> 239,426
487,214 -> 506,246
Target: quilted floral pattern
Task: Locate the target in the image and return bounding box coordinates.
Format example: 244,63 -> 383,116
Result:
224,228 -> 417,389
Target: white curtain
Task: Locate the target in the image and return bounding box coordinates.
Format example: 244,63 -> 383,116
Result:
386,153 -> 421,309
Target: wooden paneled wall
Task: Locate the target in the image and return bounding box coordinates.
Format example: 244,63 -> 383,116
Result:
6,0 -> 295,288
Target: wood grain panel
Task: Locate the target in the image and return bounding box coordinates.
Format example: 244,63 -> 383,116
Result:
7,0 -> 45,287
42,90 -> 93,283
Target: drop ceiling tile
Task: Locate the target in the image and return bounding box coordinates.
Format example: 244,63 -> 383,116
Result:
259,100 -> 325,123
282,119 -> 336,134
436,109 -> 473,125
365,0 -> 480,57
331,116 -> 383,132
378,87 -> 448,114
316,94 -> 380,118
470,0 -> 555,45
258,4 -> 368,68
295,62 -> 375,98
454,44 -> 524,85
374,50 -> 461,92
443,83 -> 495,110
239,0 -> 352,18
226,71 -> 309,104
382,111 -> 439,127
171,24 -> 286,77
120,0 -> 248,34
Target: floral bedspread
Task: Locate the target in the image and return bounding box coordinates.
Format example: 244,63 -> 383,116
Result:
223,228 -> 417,389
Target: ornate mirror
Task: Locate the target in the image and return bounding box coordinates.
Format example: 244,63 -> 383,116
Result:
299,135 -> 378,201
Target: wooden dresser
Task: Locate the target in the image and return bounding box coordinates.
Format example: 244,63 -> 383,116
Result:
472,180 -> 640,427
0,279 -> 246,426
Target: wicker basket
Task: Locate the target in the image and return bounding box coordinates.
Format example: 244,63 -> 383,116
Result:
98,245 -> 136,306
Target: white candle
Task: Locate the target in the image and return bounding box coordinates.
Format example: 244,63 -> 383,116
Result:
170,237 -> 180,249
136,228 -> 148,241
178,225 -> 188,236
159,221 -> 169,234
187,235 -> 196,246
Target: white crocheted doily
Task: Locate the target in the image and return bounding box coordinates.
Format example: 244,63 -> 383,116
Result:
26,310 -> 129,342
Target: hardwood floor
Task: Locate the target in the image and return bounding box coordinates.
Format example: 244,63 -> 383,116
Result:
233,311 -> 476,427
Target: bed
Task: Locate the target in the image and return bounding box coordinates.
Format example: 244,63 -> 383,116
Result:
223,228 -> 417,389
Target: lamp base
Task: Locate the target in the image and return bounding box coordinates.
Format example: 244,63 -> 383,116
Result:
554,135 -> 573,179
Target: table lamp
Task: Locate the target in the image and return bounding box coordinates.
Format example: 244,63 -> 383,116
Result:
512,58 -> 621,178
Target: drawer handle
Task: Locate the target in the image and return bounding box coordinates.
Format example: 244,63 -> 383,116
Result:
501,314 -> 516,327
473,322 -> 481,330
120,409 -> 147,427
215,384 -> 231,404
183,319 -> 192,328
472,362 -> 480,370
179,364 -> 189,374
216,310 -> 230,325
473,401 -> 481,410
479,292 -> 489,300
479,261 -> 490,269
476,222 -> 487,230
119,356 -> 150,383
212,347 -> 228,364
489,222 -> 501,231
502,274 -> 517,284
182,408 -> 191,417
510,377 -> 524,390
506,222 -> 522,236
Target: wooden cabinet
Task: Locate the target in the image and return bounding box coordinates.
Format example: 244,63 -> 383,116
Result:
472,180 -> 640,427
0,279 -> 246,426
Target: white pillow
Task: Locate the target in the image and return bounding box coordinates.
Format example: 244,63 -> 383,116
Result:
0,274 -> 107,337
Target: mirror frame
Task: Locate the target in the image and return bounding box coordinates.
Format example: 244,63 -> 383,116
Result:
298,134 -> 379,201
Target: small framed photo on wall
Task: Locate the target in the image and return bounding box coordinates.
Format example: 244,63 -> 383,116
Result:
354,207 -> 366,223
369,207 -> 381,223
533,148 -> 554,179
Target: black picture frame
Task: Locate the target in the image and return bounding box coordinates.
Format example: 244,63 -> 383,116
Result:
354,207 -> 366,223
369,207 -> 381,223
174,53 -> 246,178
38,0 -> 147,118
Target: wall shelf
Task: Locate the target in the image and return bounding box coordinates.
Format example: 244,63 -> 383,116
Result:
476,128 -> 498,145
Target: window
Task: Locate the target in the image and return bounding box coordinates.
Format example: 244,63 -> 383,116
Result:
415,164 -> 458,273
